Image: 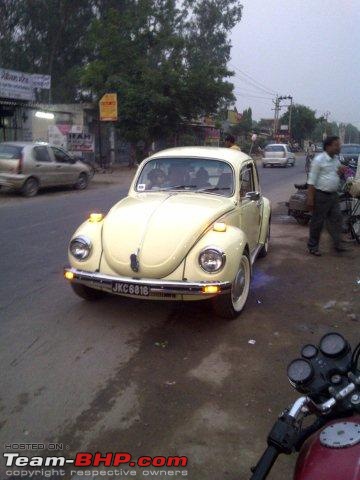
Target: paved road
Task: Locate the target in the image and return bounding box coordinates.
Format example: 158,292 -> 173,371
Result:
1,156 -> 359,480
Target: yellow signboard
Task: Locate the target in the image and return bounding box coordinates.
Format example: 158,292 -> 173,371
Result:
99,93 -> 118,121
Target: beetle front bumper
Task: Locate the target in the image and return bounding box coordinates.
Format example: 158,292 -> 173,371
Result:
64,267 -> 231,297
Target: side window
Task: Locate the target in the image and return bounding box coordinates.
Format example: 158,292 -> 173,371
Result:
33,146 -> 51,163
51,147 -> 71,163
240,166 -> 254,198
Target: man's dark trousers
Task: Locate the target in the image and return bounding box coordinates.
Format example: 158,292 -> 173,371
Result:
308,190 -> 342,250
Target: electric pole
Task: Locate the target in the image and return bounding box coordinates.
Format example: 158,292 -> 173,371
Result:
273,95 -> 293,141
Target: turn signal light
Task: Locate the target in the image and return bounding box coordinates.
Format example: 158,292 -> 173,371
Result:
202,285 -> 220,294
213,222 -> 227,232
65,271 -> 74,280
89,213 -> 103,223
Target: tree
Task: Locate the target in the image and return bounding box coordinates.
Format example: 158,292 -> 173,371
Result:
81,0 -> 243,145
230,106 -> 252,137
280,104 -> 317,143
0,0 -> 95,102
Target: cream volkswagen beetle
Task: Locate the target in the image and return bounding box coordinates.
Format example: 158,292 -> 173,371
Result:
64,147 -> 271,318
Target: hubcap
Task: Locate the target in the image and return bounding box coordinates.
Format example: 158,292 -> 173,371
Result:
231,256 -> 250,311
27,180 -> 37,195
232,265 -> 245,302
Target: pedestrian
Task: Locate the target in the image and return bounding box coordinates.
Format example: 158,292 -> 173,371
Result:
305,141 -> 316,173
224,134 -> 241,151
307,136 -> 348,256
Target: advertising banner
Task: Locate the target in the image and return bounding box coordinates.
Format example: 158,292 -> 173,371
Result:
67,132 -> 94,152
32,74 -> 51,90
99,93 -> 118,121
0,68 -> 35,101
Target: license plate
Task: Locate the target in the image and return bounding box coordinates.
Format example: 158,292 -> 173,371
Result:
112,282 -> 150,296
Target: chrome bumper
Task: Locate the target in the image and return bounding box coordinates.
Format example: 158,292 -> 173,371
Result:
64,267 -> 231,296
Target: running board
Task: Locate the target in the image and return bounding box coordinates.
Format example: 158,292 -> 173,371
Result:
250,245 -> 262,265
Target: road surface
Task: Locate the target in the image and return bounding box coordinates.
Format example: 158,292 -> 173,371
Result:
0,156 -> 359,480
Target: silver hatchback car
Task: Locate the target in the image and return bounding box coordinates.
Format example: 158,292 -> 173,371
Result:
0,142 -> 92,197
262,143 -> 295,168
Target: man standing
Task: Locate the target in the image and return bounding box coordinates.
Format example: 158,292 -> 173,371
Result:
307,136 -> 347,256
225,135 -> 241,151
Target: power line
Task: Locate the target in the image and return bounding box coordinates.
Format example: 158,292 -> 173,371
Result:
234,91 -> 273,100
230,63 -> 277,96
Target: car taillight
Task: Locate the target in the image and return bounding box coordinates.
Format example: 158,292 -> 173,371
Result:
17,153 -> 24,174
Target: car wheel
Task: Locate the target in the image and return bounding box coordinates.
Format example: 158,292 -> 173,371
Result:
74,172 -> 89,190
258,223 -> 270,258
262,164 -> 267,168
71,282 -> 106,300
21,177 -> 39,197
295,216 -> 310,226
212,253 -> 251,319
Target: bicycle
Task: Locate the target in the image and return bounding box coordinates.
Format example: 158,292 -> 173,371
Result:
339,180 -> 360,243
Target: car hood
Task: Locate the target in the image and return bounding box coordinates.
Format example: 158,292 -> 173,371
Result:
102,193 -> 235,278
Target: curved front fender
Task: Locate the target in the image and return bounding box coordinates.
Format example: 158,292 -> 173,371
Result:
184,226 -> 248,283
68,220 -> 103,272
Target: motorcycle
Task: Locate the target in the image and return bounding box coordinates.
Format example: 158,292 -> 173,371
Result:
250,332 -> 360,480
287,183 -> 311,225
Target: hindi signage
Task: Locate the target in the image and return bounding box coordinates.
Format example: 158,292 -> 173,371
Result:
99,93 -> 118,121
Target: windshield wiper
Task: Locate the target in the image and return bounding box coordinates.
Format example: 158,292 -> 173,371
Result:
195,187 -> 231,193
157,185 -> 197,191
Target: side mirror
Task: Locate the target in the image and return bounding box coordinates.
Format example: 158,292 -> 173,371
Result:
245,191 -> 261,201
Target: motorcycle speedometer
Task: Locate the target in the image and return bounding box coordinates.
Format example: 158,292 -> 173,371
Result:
287,358 -> 314,387
319,332 -> 348,358
301,344 -> 318,359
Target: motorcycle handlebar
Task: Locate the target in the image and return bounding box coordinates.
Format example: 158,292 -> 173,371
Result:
250,446 -> 279,480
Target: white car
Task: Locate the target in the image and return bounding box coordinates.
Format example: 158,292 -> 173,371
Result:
262,144 -> 295,168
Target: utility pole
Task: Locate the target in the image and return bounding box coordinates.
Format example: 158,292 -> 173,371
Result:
322,111 -> 330,139
273,95 -> 293,141
272,95 -> 280,140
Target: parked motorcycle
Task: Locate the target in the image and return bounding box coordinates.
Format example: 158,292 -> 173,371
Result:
250,332 -> 360,480
287,183 -> 311,225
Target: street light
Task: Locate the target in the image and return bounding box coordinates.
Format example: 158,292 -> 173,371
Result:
35,111 -> 54,119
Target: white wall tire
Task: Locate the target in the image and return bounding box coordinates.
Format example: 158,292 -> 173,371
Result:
212,254 -> 251,319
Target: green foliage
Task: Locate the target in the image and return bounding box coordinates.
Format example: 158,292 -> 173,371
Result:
0,0 -> 95,102
230,107 -> 252,137
281,104 -> 317,143
82,0 -> 243,143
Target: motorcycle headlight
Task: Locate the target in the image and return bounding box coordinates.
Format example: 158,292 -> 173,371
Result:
69,236 -> 92,260
199,247 -> 225,273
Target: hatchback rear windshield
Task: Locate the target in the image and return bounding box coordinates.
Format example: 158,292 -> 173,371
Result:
0,145 -> 23,159
265,145 -> 285,152
341,145 -> 360,155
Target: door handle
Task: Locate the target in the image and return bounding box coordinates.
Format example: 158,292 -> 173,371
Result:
56,165 -> 62,169
35,164 -> 41,167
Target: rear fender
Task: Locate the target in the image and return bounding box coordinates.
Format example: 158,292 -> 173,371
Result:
259,197 -> 271,244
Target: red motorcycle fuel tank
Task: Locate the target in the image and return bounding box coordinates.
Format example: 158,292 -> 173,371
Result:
294,416 -> 360,480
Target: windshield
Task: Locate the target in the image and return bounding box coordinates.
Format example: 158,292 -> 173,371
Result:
136,157 -> 234,196
341,145 -> 360,155
265,145 -> 285,152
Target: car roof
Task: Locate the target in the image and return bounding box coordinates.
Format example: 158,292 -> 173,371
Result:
266,143 -> 287,146
0,141 -> 49,147
149,146 -> 251,166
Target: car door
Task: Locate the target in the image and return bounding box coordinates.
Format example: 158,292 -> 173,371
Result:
50,147 -> 77,185
32,145 -> 56,186
239,162 -> 261,251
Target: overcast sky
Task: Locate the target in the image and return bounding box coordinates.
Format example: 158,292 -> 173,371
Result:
230,0 -> 360,126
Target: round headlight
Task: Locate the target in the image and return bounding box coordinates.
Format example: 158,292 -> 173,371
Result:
69,236 -> 92,260
199,247 -> 225,273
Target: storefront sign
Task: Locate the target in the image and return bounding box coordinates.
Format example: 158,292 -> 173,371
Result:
67,132 -> 94,152
0,68 -> 34,101
48,125 -> 83,149
99,93 -> 118,121
32,74 -> 51,90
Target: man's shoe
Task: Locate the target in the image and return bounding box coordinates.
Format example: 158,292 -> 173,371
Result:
308,248 -> 322,256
